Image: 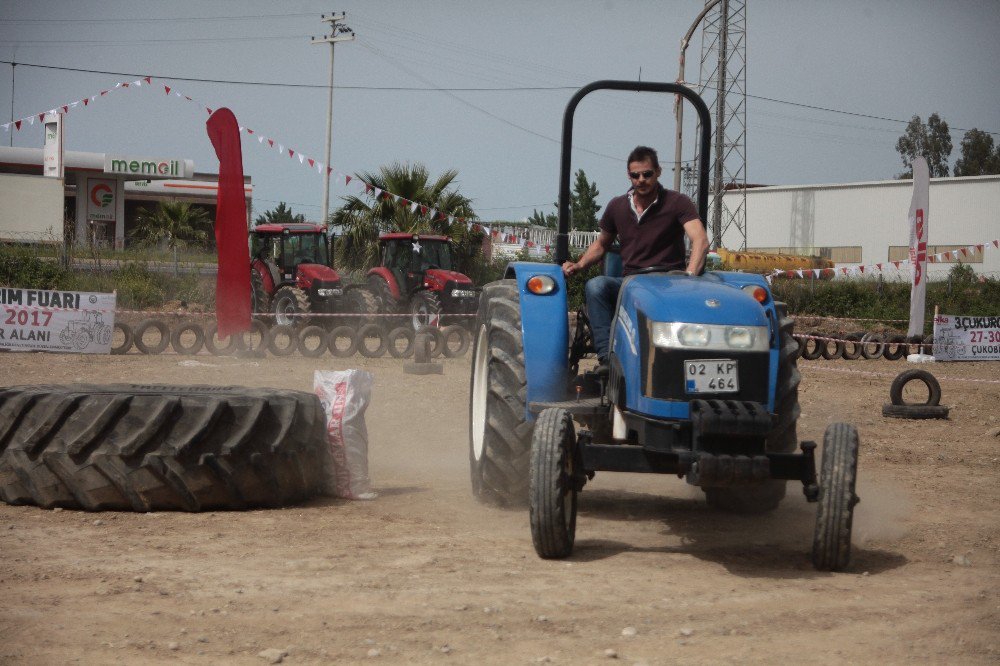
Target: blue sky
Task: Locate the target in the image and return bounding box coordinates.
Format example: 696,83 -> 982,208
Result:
2,0 -> 998,224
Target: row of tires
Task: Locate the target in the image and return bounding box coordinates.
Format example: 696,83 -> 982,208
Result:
796,332 -> 935,361
113,319 -> 472,359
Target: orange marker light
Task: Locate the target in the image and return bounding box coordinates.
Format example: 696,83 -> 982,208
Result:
742,284 -> 768,303
526,275 -> 556,295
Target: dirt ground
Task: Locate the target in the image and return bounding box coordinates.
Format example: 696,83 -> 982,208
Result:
1,350 -> 998,665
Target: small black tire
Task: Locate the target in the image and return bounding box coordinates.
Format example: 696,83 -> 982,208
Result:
800,333 -> 824,360
327,326 -> 358,358
0,384 -> 330,511
882,403 -> 950,419
386,327 -> 415,358
529,408 -> 578,559
883,334 -> 908,361
111,322 -> 133,355
204,323 -> 239,356
812,423 -> 860,571
356,323 -> 388,358
234,320 -> 269,355
841,332 -> 864,360
860,333 -> 885,360
441,325 -> 471,358
170,322 -> 205,356
889,369 -> 942,406
134,319 -> 171,355
297,325 -> 329,358
267,324 -> 298,357
415,325 -> 444,358
821,337 -> 845,360
921,333 -> 935,355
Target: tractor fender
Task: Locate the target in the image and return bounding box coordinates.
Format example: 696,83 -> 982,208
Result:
366,267 -> 401,299
505,262 -> 570,418
251,258 -> 277,294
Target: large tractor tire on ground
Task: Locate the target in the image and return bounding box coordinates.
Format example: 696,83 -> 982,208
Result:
273,286 -> 310,327
468,280 -> 532,507
0,384 -> 330,512
706,302 -> 800,513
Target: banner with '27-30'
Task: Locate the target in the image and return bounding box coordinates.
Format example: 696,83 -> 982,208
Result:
0,287 -> 117,354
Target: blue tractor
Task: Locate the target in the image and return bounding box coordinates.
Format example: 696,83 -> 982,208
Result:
468,81 -> 860,571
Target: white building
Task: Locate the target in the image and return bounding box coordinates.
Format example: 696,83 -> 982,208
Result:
0,145 -> 252,249
720,175 -> 1000,278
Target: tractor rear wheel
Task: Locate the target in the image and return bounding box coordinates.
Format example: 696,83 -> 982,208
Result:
343,287 -> 379,330
273,286 -> 310,327
706,301 -> 800,513
368,276 -> 396,314
529,408 -> 578,559
410,290 -> 442,331
468,280 -> 531,507
0,384 -> 330,511
250,270 -> 270,319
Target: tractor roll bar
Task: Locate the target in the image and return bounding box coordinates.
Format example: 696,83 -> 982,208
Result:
555,80 -> 712,266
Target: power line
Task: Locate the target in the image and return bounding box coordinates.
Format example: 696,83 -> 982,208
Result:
0,59 -> 995,137
0,60 -> 575,91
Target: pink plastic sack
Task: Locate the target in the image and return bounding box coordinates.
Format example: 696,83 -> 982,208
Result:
313,369 -> 376,500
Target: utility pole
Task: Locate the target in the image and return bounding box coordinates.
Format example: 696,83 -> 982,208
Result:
311,13 -> 354,229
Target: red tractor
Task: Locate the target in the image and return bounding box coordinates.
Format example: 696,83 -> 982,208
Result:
365,233 -> 479,329
250,223 -> 377,327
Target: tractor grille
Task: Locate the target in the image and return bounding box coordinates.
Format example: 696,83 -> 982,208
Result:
638,319 -> 770,404
441,280 -> 479,315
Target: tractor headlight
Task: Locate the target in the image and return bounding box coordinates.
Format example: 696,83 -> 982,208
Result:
317,288 -> 343,297
650,322 -> 768,351
678,324 -> 710,346
451,289 -> 477,298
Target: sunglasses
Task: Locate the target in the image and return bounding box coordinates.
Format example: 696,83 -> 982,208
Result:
628,169 -> 656,180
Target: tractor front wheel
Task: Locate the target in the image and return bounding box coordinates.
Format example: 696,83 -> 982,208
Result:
468,280 -> 531,507
410,290 -> 442,331
812,422 -> 860,571
529,408 -> 578,559
273,286 -> 310,327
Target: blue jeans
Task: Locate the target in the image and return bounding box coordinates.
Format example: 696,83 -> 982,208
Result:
585,275 -> 624,362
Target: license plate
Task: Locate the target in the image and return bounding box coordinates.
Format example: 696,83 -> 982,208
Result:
684,359 -> 739,393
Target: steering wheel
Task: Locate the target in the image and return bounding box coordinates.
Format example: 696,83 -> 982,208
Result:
633,265 -> 688,275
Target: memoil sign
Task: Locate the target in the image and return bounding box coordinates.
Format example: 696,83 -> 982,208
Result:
104,155 -> 193,179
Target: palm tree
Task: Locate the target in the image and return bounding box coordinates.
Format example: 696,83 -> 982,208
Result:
129,201 -> 213,250
330,162 -> 479,271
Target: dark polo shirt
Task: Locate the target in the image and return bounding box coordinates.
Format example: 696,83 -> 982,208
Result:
599,185 -> 700,275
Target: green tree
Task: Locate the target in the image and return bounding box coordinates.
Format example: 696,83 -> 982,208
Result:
330,162 -> 479,272
528,208 -> 557,228
255,201 -> 305,226
895,113 -> 953,178
129,201 -> 213,250
953,128 -> 1000,176
570,169 -> 601,231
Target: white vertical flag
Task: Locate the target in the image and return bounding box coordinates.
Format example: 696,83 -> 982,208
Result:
907,157 -> 929,338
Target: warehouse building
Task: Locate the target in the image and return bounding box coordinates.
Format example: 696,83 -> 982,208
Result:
720,174 -> 1000,278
